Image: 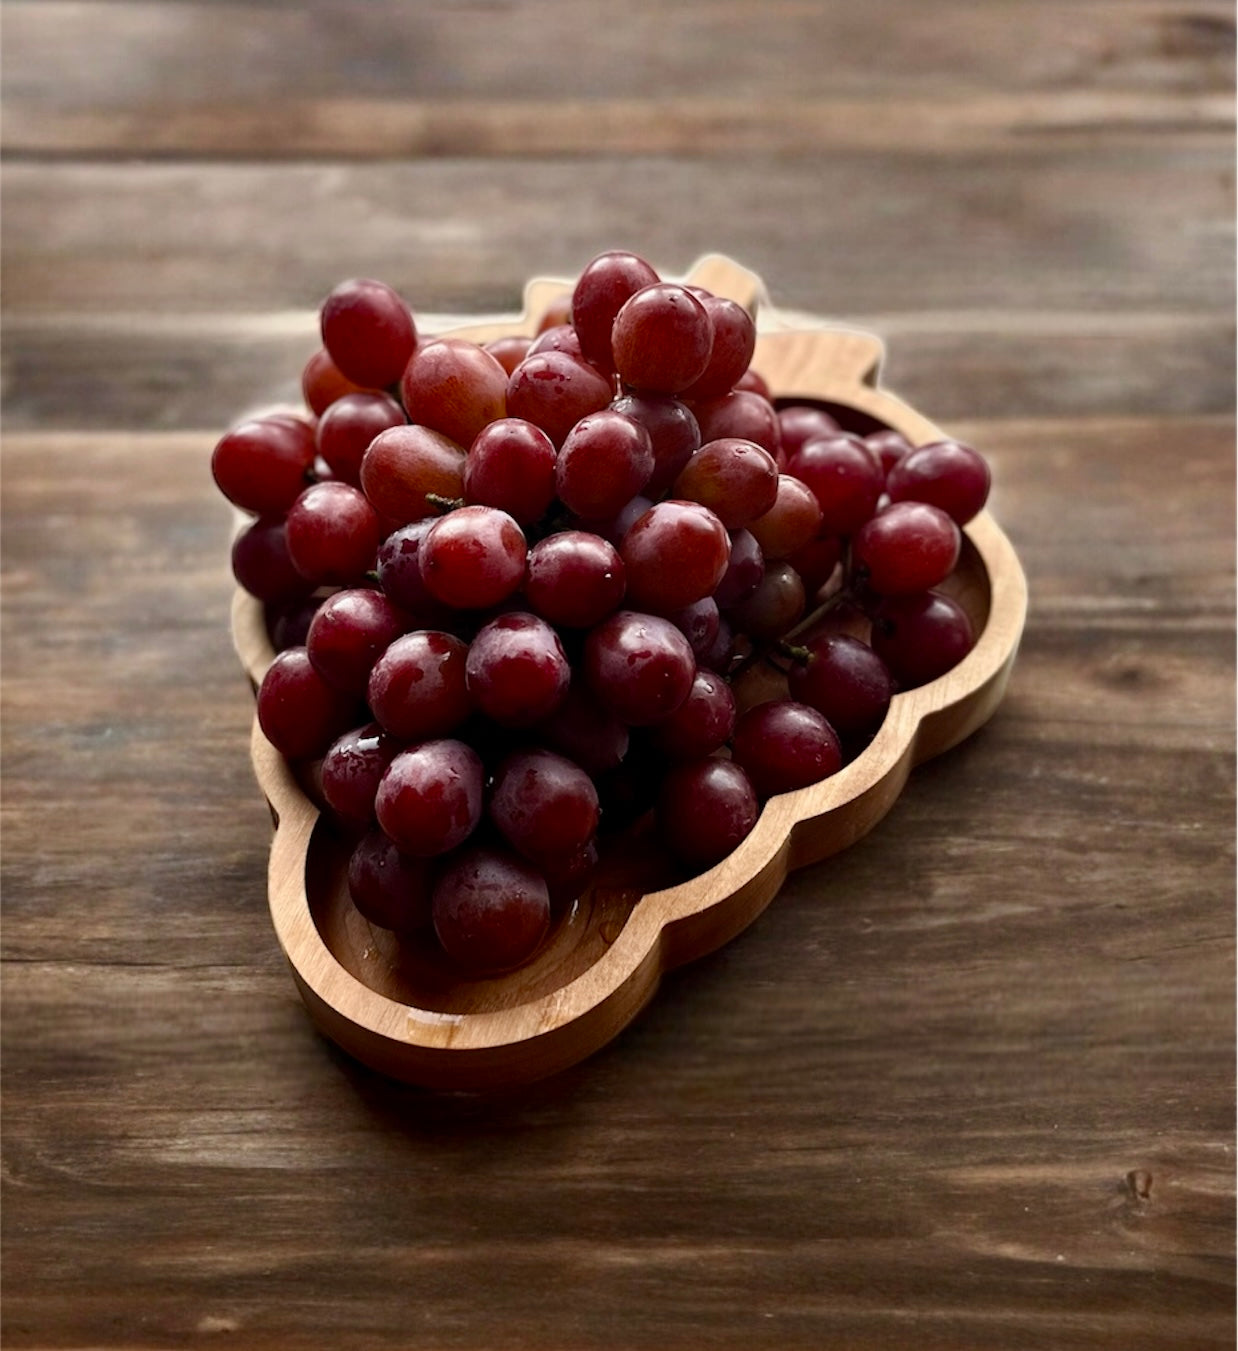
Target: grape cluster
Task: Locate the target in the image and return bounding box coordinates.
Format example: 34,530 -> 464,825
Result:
214,251 -> 993,975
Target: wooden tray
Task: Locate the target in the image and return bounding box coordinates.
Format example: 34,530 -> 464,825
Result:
231,255 -> 1028,1091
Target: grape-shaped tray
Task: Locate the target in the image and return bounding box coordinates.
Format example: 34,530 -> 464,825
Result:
232,255 -> 1027,1091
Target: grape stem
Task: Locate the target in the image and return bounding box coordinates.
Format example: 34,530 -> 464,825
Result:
425,493 -> 465,513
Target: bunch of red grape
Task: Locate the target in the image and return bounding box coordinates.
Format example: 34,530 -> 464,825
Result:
213,250 -> 992,976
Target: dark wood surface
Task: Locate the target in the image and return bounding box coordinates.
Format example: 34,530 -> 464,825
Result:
2,2 -> 1234,1347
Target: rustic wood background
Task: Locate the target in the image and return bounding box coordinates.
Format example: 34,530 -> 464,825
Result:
2,2 -> 1234,1347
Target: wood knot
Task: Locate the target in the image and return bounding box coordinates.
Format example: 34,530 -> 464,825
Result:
1124,1168 -> 1153,1201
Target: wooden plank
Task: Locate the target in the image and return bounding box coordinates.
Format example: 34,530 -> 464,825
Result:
2,151 -> 1234,316
3,309 -> 1232,429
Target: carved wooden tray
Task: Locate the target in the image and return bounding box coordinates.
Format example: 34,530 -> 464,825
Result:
232,255 -> 1028,1091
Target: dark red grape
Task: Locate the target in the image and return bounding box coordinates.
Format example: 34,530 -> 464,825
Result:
256,647 -> 359,761
870,591 -> 976,689
786,533 -> 843,594
489,749 -> 600,866
211,415 -> 317,516
610,393 -> 701,498
787,432 -> 884,537
431,846 -> 551,973
612,283 -> 713,394
231,516 -> 312,604
731,699 -> 842,799
535,680 -> 630,774
648,668 -> 735,760
320,722 -> 402,827
572,250 -> 661,373
524,530 -> 626,629
505,350 -> 613,448
320,278 -> 417,389
621,500 -> 730,613
852,501 -> 961,596
865,428 -> 914,477
527,323 -> 586,362
680,294 -> 757,402
724,560 -> 805,640
419,505 -> 527,609
316,391 -> 406,487
302,347 -> 374,416
463,417 -> 557,525
786,633 -> 893,742
584,610 -> 696,725
285,480 -> 382,586
555,410 -> 655,519
713,529 -> 765,608
657,758 -> 759,869
400,338 -> 509,451
306,587 -> 411,694
367,630 -> 472,740
885,440 -> 991,524
347,827 -> 434,933
360,425 -> 466,526
692,391 -> 781,461
375,739 -> 484,857
666,595 -> 721,663
777,404 -> 841,460
465,611 -> 571,727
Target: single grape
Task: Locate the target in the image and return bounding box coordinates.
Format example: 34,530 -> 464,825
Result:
666,595 -> 721,664
610,393 -> 701,498
269,595 -> 322,652
527,323 -> 586,363
852,500 -> 961,596
489,748 -> 600,867
315,391 -> 406,487
320,277 -> 417,389
431,846 -> 551,974
399,337 -> 509,451
556,410 -> 655,520
535,680 -> 630,775
672,437 -> 779,529
320,722 -> 402,827
211,415 -> 317,516
463,417 -> 557,525
692,391 -> 781,461
786,432 -> 884,537
572,249 -> 661,373
713,529 -> 765,608
786,632 -> 893,742
367,630 -> 472,740
731,699 -> 842,799
360,425 -> 466,526
256,647 -> 360,761
285,480 -> 382,586
375,739 -> 484,857
698,614 -> 736,674
747,473 -> 824,560
723,560 -> 805,640
657,758 -> 759,870
302,347 -> 374,416
524,530 -> 626,629
734,367 -> 771,399
231,516 -> 312,604
505,350 -> 614,447
621,500 -> 731,613
885,440 -> 991,524
483,334 -> 533,376
786,533 -> 843,594
578,493 -> 652,548
347,827 -> 434,933
612,283 -> 713,394
584,609 -> 696,725
536,293 -> 574,333
465,611 -> 571,727
375,520 -> 453,624
679,294 -> 757,403
541,840 -> 599,909
419,505 -> 527,609
305,587 -> 411,694
865,428 -> 914,477
648,668 -> 736,760
870,591 -> 976,689
777,404 -> 841,460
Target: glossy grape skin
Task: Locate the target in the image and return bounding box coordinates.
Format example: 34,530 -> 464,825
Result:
302,347 -> 374,416
431,846 -> 551,973
320,278 -> 417,389
465,611 -> 571,728
777,404 -> 841,460
505,350 -> 614,447
672,437 -> 779,529
786,633 -> 893,743
852,500 -> 961,596
375,739 -> 484,857
666,595 -> 721,663
256,647 -> 360,761
584,609 -> 696,725
367,630 -> 472,740
571,250 -> 661,373
735,367 -> 771,399
787,432 -> 885,533
611,393 -> 701,498
285,481 -> 382,586
524,530 -> 626,629
712,529 -> 765,609
657,758 -> 759,870
347,827 -> 434,933
541,841 -> 599,909
747,473 -> 825,561
211,415 -> 317,516
306,587 -> 411,694
731,699 -> 842,799
680,294 -> 757,402
865,428 -> 914,477
269,595 -> 322,652
463,418 -> 557,525
360,425 -> 466,526
581,493 -> 653,549
489,748 -> 600,866
419,505 -> 527,609
612,283 -> 713,394
535,680 -> 629,775
374,520 -> 452,624
724,560 -> 806,640
483,334 -> 533,376
320,722 -> 402,827
885,439 -> 991,524
648,668 -> 736,760
231,516 -> 311,604
536,293 -> 574,333
870,591 -> 976,689
399,338 -> 509,451
621,500 -> 731,613
555,411 -> 655,520
527,323 -> 586,362
315,391 -> 406,486
697,614 -> 736,674
692,391 -> 782,461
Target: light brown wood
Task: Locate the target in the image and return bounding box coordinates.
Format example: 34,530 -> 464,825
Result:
231,256 -> 1029,1090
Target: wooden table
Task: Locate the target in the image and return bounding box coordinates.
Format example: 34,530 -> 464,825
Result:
2,3 -> 1234,1347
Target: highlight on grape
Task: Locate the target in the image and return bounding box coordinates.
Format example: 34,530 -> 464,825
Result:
215,252 -> 992,975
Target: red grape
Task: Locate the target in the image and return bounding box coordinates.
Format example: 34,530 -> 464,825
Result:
375,739 -> 484,857
505,350 -> 613,448
375,520 -> 453,624
465,611 -> 571,727
463,417 -> 557,525
648,668 -> 735,760
621,500 -> 730,613
555,410 -> 655,520
419,505 -> 527,609
584,610 -> 696,725
211,415 -> 317,516
852,500 -> 961,596
306,587 -> 411,694
672,437 -> 779,529
713,529 -> 765,608
367,630 -> 472,740
256,647 -> 359,761
431,846 -> 551,973
360,425 -> 466,526
657,758 -> 759,869
777,404 -> 841,460
723,560 -> 805,640
885,439 -> 991,524
320,278 -> 417,389
680,294 -> 757,403
731,699 -> 842,798
490,748 -> 600,866
535,680 -> 630,775
612,283 -> 713,394
865,428 -> 914,477
524,530 -> 626,629
483,334 -> 533,376
347,827 -> 434,933
320,722 -> 402,827
870,591 -> 976,689
302,347 -> 374,416
786,432 -> 884,537
231,516 -> 311,604
692,391 -> 781,461
285,480 -> 382,586
786,633 -> 893,742
610,393 -> 701,498
316,391 -> 405,487
400,338 -> 509,450
747,474 -> 824,560
572,249 -> 661,373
